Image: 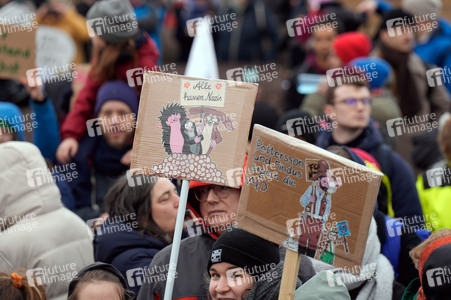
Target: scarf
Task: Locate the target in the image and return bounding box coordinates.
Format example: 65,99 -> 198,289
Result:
311,218 -> 394,300
379,42 -> 422,118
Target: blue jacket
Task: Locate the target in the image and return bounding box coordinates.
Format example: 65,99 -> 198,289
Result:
316,121 -> 424,227
414,19 -> 451,94
29,98 -> 60,161
94,220 -> 169,297
0,98 -> 59,160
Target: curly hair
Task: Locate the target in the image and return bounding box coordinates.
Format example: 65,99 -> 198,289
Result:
409,228 -> 451,269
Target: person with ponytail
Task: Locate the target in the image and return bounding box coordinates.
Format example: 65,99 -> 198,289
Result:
0,272 -> 47,300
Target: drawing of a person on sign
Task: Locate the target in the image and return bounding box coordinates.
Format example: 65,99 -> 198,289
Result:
297,160 -> 342,257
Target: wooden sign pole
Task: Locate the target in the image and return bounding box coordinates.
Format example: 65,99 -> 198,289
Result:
278,249 -> 301,300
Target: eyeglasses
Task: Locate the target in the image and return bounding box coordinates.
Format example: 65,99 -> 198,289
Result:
194,185 -> 234,203
335,98 -> 372,107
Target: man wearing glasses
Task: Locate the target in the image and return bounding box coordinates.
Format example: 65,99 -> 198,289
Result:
138,172 -> 316,300
316,78 -> 424,228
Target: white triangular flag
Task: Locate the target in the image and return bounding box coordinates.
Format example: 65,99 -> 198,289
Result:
185,17 -> 219,79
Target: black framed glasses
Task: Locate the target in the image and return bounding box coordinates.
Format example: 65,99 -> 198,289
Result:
335,97 -> 372,107
194,185 -> 234,203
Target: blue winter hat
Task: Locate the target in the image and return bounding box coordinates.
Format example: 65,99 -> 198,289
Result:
349,57 -> 392,90
95,81 -> 139,116
0,102 -> 25,141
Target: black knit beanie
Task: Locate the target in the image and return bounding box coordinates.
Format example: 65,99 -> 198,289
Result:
421,243 -> 451,300
207,227 -> 280,277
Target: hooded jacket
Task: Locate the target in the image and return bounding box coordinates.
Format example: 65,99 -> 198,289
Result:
0,142 -> 94,300
316,120 -> 424,227
137,185 -> 316,300
94,219 -> 169,297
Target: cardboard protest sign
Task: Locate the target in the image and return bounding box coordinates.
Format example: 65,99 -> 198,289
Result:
131,72 -> 257,187
237,125 -> 382,274
0,25 -> 36,80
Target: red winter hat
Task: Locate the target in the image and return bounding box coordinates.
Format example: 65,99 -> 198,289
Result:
333,32 -> 372,65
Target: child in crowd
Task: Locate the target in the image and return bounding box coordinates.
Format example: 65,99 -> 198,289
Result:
68,262 -> 133,300
0,272 -> 46,300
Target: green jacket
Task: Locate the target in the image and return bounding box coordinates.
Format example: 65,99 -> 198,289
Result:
401,277 -> 420,300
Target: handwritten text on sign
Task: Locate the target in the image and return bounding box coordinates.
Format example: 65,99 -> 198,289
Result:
0,27 -> 35,79
248,139 -> 304,191
180,79 -> 226,107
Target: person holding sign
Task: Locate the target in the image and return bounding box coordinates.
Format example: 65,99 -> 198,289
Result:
316,77 -> 424,227
206,227 -> 282,300
137,174 -> 316,300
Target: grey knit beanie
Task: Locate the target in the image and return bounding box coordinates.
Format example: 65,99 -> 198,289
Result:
86,0 -> 139,44
402,0 -> 442,17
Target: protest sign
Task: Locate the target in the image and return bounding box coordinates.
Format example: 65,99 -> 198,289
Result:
36,26 -> 75,68
0,24 -> 35,80
130,72 -> 257,188
237,125 -> 382,276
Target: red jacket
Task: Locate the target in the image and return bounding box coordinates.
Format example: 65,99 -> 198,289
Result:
61,32 -> 159,141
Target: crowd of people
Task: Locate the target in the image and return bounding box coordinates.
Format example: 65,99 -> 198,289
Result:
0,0 -> 451,299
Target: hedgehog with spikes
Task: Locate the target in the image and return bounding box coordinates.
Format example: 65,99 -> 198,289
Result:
158,103 -> 188,155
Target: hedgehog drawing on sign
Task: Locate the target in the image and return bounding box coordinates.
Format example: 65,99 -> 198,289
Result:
158,103 -> 187,154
